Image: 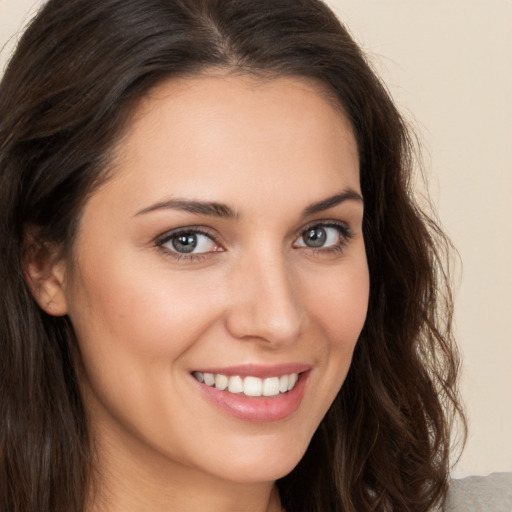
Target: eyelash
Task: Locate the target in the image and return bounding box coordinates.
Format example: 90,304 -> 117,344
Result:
155,226 -> 218,263
297,221 -> 354,257
154,221 -> 354,263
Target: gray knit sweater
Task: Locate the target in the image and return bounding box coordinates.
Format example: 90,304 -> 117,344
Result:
444,472 -> 512,511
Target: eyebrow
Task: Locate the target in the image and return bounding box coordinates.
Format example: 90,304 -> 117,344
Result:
135,198 -> 239,219
134,188 -> 363,219
301,189 -> 363,218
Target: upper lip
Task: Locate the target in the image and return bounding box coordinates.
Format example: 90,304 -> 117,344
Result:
191,363 -> 311,379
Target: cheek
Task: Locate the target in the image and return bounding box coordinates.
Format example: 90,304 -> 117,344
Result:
64,246 -> 227,406
305,250 -> 369,395
69,257 -> 218,352
65,250 -> 230,451
309,254 -> 369,350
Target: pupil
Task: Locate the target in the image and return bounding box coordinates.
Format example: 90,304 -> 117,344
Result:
172,233 -> 197,253
305,227 -> 326,248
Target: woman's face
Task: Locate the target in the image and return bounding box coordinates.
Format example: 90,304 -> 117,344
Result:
61,75 -> 369,485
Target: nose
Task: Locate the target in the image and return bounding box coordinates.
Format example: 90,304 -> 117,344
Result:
224,252 -> 306,347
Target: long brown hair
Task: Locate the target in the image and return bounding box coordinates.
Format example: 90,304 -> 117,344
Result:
0,0 -> 465,510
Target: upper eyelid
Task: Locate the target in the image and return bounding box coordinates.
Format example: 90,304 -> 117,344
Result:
295,219 -> 352,237
155,226 -> 220,246
299,219 -> 349,230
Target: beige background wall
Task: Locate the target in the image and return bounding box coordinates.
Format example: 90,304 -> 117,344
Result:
324,1 -> 512,478
1,0 -> 511,478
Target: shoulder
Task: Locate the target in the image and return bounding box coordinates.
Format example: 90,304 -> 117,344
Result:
444,472 -> 512,512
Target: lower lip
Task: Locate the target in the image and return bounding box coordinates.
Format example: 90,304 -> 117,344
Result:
193,372 -> 310,422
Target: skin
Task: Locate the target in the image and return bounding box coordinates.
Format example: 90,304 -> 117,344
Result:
28,74 -> 369,512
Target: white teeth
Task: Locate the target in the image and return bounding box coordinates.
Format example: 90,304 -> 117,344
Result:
263,377 -> 280,396
244,376 -> 263,396
193,371 -> 301,396
228,375 -> 244,393
279,374 -> 289,393
215,374 -> 228,390
287,373 -> 298,391
203,372 -> 215,386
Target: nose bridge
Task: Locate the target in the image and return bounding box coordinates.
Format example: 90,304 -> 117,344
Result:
225,246 -> 305,345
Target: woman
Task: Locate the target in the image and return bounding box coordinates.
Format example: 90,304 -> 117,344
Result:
0,0 -> 465,511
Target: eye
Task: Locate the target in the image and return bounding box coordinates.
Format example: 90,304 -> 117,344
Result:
294,223 -> 351,250
157,229 -> 221,256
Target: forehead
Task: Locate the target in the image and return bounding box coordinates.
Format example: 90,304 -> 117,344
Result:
93,73 -> 360,219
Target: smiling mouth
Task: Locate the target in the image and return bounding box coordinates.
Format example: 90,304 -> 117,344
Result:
192,371 -> 299,397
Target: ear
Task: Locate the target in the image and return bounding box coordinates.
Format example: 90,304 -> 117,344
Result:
23,231 -> 68,317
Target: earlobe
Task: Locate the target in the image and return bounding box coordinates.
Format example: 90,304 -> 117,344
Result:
23,233 -> 68,317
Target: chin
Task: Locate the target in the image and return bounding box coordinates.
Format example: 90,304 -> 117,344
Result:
202,435 -> 311,484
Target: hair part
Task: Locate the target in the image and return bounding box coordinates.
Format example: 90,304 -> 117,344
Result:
0,1 -> 466,511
